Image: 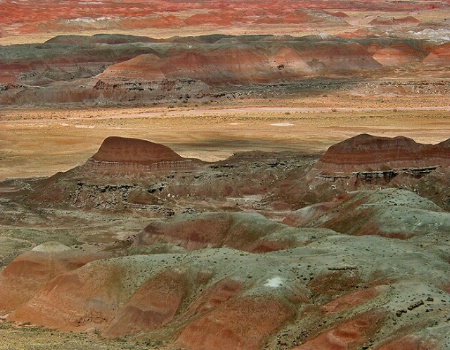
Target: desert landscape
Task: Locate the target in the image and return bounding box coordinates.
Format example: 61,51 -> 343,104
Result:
0,1 -> 449,349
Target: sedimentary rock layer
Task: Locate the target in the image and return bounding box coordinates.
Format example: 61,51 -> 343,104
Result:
313,133 -> 450,175
91,136 -> 185,165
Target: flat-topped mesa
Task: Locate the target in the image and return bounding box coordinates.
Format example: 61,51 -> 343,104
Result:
313,134 -> 450,177
92,136 -> 184,164
89,136 -> 193,171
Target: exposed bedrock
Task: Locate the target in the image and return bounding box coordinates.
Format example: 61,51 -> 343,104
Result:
135,212 -> 334,253
283,188 -> 450,239
2,33 -> 450,105
1,133 -> 449,349
91,136 -> 186,165
306,134 -> 450,209
4,233 -> 449,349
20,134 -> 450,215
312,134 -> 450,175
0,242 -> 111,311
94,41 -> 381,88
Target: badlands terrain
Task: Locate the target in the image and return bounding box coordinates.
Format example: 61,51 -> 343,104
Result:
0,0 -> 450,350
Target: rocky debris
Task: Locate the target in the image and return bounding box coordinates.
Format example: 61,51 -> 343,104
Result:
354,79 -> 450,95
24,139 -> 314,212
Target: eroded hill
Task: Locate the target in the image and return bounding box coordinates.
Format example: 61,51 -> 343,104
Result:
2,34 -> 450,106
0,134 -> 448,350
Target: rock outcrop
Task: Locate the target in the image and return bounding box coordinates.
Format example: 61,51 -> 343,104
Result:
1,134 -> 449,349
27,136 -> 201,210
84,135 -> 199,176
91,136 -> 185,165
423,42 -> 450,65
283,188 -> 450,238
2,33 -> 450,106
372,43 -> 422,66
313,134 -> 450,176
135,212 -> 334,252
306,134 -> 450,209
94,42 -> 382,88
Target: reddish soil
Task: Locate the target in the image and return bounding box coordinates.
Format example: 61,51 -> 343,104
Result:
4,0 -> 445,36
103,269 -> 189,338
423,43 -> 450,65
177,296 -> 294,350
322,286 -> 382,314
1,135 -> 449,350
1,1 -> 450,348
292,311 -> 385,350
372,44 -> 422,66
137,212 -> 300,252
0,243 -> 110,311
377,335 -> 438,350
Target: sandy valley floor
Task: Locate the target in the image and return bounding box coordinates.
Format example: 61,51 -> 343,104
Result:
1,96 -> 450,181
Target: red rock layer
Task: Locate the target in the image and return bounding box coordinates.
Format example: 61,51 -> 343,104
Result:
0,243 -> 110,311
322,286 -> 382,314
423,43 -> 450,65
372,44 -> 422,66
8,261 -> 130,331
136,212 -> 298,252
103,270 -> 188,338
313,134 -> 450,175
91,136 -> 184,164
1,0 -> 445,35
95,42 -> 381,86
292,310 -> 385,350
177,296 -> 294,350
377,335 -> 438,350
3,236 -> 448,349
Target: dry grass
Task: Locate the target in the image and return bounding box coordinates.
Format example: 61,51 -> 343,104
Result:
0,320 -> 172,350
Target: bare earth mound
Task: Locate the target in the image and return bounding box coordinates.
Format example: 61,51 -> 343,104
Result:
4,233 -> 449,349
0,134 -> 449,349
